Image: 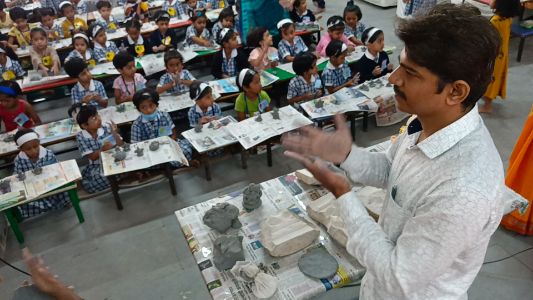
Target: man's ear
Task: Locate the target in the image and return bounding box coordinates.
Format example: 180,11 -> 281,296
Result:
446,80 -> 470,106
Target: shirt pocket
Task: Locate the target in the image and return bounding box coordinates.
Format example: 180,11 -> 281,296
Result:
380,190 -> 412,243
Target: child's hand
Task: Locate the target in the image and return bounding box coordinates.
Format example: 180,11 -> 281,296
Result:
109,121 -> 118,133
158,45 -> 166,52
201,39 -> 211,47
347,45 -> 355,53
372,66 -> 382,76
39,65 -> 49,73
152,46 -> 158,52
52,64 -> 60,76
101,141 -> 114,152
387,63 -> 394,71
271,61 -> 279,68
314,90 -> 323,99
352,72 -> 360,84
82,93 -> 95,104
200,116 -> 214,125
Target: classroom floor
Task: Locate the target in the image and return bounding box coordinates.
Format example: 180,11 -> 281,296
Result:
1,1 -> 533,299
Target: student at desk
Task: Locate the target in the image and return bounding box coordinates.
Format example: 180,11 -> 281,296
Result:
188,81 -> 222,127
156,50 -> 195,94
112,51 -> 146,104
76,105 -> 123,193
211,6 -> 238,44
90,23 -> 119,63
65,33 -> 96,66
182,0 -> 208,18
150,11 -> 178,53
118,18 -> 151,58
0,81 -> 41,132
162,0 -> 185,18
234,68 -> 271,121
0,46 -> 25,80
287,52 -> 322,108
290,0 -> 317,24
0,2 -> 13,30
64,57 -> 109,109
322,40 -> 359,94
7,7 -> 31,50
39,8 -> 63,41
95,0 -> 118,32
352,27 -> 393,84
211,28 -> 248,79
71,0 -> 88,14
185,9 -> 212,47
316,16 -> 355,58
277,19 -> 308,63
13,128 -> 70,218
59,1 -> 88,39
29,27 -> 61,76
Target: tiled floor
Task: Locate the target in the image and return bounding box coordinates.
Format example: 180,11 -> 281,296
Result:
1,1 -> 533,299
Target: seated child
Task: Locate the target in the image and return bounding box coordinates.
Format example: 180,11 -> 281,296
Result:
287,51 -> 323,107
277,19 -> 308,63
185,9 -> 211,47
119,18 -> 151,57
0,2 -> 13,30
247,27 -> 278,72
150,11 -> 178,53
290,0 -> 317,23
0,46 -> 25,80
71,0 -> 88,14
65,33 -> 96,67
234,68 -> 271,121
0,80 -> 41,132
29,28 -> 61,75
181,0 -> 208,18
59,1 -> 88,39
130,88 -> 193,167
90,23 -> 119,63
353,27 -> 393,84
211,6 -> 237,44
64,57 -> 109,109
162,0 -> 185,18
343,4 -> 366,46
112,51 -> 146,104
95,0 -> 118,32
75,105 -> 123,193
125,0 -> 148,21
187,81 -> 221,127
322,40 -> 358,94
211,28 -> 249,79
316,16 -> 354,57
39,8 -> 62,41
7,7 -> 31,50
13,128 -> 69,218
156,50 -> 195,94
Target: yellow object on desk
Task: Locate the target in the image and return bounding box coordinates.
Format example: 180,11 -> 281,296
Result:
88,59 -> 96,68
42,56 -> 52,67
135,45 -> 145,56
2,70 -> 16,81
106,51 -> 116,62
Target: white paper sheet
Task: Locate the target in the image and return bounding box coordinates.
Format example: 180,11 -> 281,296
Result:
181,116 -> 238,153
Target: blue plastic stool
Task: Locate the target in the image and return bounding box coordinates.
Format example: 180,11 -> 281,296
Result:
511,23 -> 533,62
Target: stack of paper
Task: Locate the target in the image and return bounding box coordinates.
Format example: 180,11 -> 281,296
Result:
181,116 -> 238,153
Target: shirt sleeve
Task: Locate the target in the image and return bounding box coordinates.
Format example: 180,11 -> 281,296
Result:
29,48 -> 40,70
316,37 -> 328,57
287,79 -> 297,99
234,93 -> 245,113
112,77 -> 121,90
130,121 -> 142,143
261,91 -> 271,104
248,48 -> 260,63
341,34 -> 355,46
337,185 -> 492,298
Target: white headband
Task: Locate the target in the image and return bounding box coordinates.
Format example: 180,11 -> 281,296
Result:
73,33 -> 89,43
218,28 -> 231,43
238,69 -> 254,87
194,83 -> 210,101
364,27 -> 381,44
327,18 -> 343,29
330,42 -> 348,57
277,18 -> 293,30
0,48 -> 5,54
92,25 -> 104,38
16,132 -> 39,147
59,1 -> 71,10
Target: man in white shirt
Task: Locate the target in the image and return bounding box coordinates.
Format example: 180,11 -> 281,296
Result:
283,3 -> 504,300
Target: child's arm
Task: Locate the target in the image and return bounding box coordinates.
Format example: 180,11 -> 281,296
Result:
191,36 -> 211,47
93,95 -> 108,108
348,36 -> 363,46
24,101 -> 42,126
171,127 -> 177,140
326,79 -> 354,94
7,36 -> 18,50
288,92 -> 322,105
249,48 -> 268,70
236,112 -> 246,121
114,88 -> 131,104
109,122 -> 124,146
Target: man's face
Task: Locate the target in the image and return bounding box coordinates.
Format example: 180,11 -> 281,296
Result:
41,15 -> 54,28
389,48 -> 449,116
99,7 -> 112,19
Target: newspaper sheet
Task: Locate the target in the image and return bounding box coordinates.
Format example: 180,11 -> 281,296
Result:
226,106 -> 313,149
0,175 -> 26,209
21,74 -> 70,88
210,78 -> 239,94
101,136 -> 189,176
34,119 -> 76,143
159,93 -> 196,112
91,61 -> 120,76
300,87 -> 378,120
260,71 -> 279,87
276,57 -> 328,76
137,53 -> 167,76
181,116 -> 238,153
0,130 -> 18,154
175,174 -> 366,300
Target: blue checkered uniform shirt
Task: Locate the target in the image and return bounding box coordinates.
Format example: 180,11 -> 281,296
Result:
185,25 -> 212,46
344,22 -> 366,40
187,103 -> 222,127
71,80 -> 108,109
0,58 -> 25,79
158,70 -> 195,94
93,41 -> 119,63
75,126 -> 113,193
287,75 -> 319,100
322,63 -> 351,89
278,36 -> 308,63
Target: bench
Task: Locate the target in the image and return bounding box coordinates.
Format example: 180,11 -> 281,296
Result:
511,22 -> 533,62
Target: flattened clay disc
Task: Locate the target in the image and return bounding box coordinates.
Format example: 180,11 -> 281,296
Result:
298,246 -> 338,279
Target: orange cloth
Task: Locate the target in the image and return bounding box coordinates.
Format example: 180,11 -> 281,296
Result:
483,15 -> 512,100
501,105 -> 533,235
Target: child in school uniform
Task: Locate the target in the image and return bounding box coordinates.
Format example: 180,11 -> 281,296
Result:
75,105 -> 123,193
150,11 -> 178,53
185,9 -> 211,47
29,28 -> 61,76
188,81 -> 222,127
0,47 -> 25,80
323,40 -> 359,94
234,68 -> 271,121
59,1 -> 88,39
112,51 -> 146,104
39,8 -> 62,41
290,0 -> 317,23
156,50 -> 195,94
182,0 -> 208,18
13,128 -> 70,218
277,19 -> 308,63
162,0 -> 185,18
211,28 -> 248,79
95,0 -> 118,32
0,81 -> 41,132
7,7 -> 31,50
65,33 -> 95,67
130,88 -> 193,167
211,6 -> 237,44
353,27 -> 393,84
125,0 -> 148,21
64,57 -> 108,109
287,51 -> 322,107
119,18 -> 151,58
343,4 -> 366,46
316,16 -> 355,58
247,27 -> 278,72
0,2 -> 13,30
90,23 -> 119,63
71,0 -> 88,14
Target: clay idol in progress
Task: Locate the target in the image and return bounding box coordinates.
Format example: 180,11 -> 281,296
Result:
203,202 -> 242,233
213,235 -> 245,270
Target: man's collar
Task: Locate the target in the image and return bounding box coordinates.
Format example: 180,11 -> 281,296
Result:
408,107 -> 482,159
18,146 -> 47,160
222,48 -> 237,59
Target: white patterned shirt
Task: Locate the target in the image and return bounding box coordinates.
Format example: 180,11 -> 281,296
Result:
337,107 -> 505,299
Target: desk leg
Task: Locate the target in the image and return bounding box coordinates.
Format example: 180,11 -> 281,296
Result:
13,207 -> 23,223
241,149 -> 248,169
518,37 -> 525,62
363,111 -> 369,132
5,209 -> 24,244
67,189 -> 85,223
267,143 -> 273,167
109,176 -> 123,210
202,154 -> 212,181
165,164 -> 177,196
